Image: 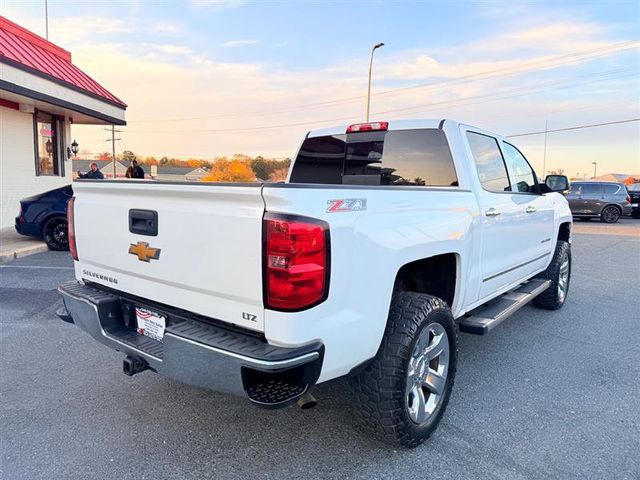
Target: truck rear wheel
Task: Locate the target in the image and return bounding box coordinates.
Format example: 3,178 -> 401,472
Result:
350,292 -> 458,448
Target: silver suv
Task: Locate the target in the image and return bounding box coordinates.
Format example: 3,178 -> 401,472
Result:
565,181 -> 632,223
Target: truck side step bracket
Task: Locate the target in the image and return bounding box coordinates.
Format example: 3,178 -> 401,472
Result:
459,279 -> 551,335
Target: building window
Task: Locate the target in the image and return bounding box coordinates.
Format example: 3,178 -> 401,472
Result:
34,111 -> 62,176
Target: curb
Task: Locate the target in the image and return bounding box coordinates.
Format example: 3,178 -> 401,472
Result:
0,243 -> 49,264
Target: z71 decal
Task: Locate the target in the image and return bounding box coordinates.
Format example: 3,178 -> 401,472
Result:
327,198 -> 367,213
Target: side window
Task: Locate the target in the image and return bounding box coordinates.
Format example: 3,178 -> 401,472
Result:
581,184 -> 602,195
568,183 -> 582,195
602,184 -> 620,194
502,142 -> 537,193
466,132 -> 511,193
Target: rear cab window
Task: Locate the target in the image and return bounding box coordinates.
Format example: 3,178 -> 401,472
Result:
290,128 -> 458,187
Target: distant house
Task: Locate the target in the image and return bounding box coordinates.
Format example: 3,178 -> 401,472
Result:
142,165 -> 208,182
0,16 -> 126,228
72,161 -> 208,181
73,159 -> 128,178
594,173 -> 640,184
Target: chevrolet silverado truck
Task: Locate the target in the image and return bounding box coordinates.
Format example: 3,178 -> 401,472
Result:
57,119 -> 573,447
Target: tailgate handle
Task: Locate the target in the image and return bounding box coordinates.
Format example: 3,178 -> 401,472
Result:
129,209 -> 158,236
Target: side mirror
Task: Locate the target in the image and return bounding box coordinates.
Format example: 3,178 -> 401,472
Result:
545,175 -> 569,192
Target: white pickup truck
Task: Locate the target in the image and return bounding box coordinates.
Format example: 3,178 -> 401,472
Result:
58,119 -> 573,447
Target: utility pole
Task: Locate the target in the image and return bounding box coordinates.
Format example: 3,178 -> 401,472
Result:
366,42 -> 385,122
104,126 -> 122,178
592,162 -> 598,179
44,0 -> 49,40
542,119 -> 548,179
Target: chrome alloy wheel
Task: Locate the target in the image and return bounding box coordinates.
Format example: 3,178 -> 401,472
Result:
405,322 -> 450,425
558,251 -> 570,303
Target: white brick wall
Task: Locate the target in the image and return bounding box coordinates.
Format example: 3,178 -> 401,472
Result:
0,106 -> 72,229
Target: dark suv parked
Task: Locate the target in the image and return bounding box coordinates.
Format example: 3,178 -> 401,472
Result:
565,181 -> 632,223
15,185 -> 72,250
627,183 -> 640,218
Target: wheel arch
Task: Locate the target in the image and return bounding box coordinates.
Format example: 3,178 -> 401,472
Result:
557,221 -> 571,243
601,203 -> 622,214
392,252 -> 459,311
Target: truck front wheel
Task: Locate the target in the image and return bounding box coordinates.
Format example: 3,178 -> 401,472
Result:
533,240 -> 571,310
350,292 -> 458,448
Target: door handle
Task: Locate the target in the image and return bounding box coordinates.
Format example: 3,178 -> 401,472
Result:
525,206 -> 537,213
485,208 -> 501,217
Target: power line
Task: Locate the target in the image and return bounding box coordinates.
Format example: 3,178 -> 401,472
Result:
507,118 -> 640,138
123,66 -> 639,134
128,40 -> 639,123
372,65 -> 638,116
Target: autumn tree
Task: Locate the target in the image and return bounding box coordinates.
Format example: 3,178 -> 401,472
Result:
121,150 -> 137,163
98,152 -> 112,161
202,159 -> 255,183
251,156 -> 269,180
269,167 -> 289,182
187,159 -> 204,168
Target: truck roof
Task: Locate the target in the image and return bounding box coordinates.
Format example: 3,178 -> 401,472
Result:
308,119 -> 447,138
307,119 -> 504,140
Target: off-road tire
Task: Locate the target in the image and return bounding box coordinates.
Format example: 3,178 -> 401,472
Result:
533,240 -> 571,310
349,292 -> 458,448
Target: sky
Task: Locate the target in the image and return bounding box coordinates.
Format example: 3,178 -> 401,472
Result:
2,0 -> 639,177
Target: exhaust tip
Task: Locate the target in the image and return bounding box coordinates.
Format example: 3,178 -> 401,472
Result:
297,391 -> 317,410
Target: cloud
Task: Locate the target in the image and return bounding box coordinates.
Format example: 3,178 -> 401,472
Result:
221,39 -> 260,48
152,21 -> 183,35
141,44 -> 194,56
189,0 -> 248,10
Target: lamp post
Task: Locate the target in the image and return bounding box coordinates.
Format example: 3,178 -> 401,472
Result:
592,162 -> 597,179
366,42 -> 385,122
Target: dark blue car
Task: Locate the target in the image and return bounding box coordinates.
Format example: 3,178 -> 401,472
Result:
15,185 -> 73,251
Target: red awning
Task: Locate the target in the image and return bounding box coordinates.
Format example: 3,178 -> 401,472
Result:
0,16 -> 126,108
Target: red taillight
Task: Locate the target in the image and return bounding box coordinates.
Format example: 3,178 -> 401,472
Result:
346,121 -> 388,133
264,213 -> 330,311
627,195 -> 632,204
68,197 -> 78,260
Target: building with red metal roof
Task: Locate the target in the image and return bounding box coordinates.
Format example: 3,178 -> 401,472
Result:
0,15 -> 127,229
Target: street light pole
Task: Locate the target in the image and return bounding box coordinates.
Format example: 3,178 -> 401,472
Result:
592,162 -> 598,179
366,42 -> 385,122
542,119 -> 548,179
44,0 -> 49,40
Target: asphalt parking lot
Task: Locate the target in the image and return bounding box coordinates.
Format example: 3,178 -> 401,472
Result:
1,220 -> 639,480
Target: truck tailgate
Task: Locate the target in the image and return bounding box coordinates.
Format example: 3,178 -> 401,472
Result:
72,181 -> 265,332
